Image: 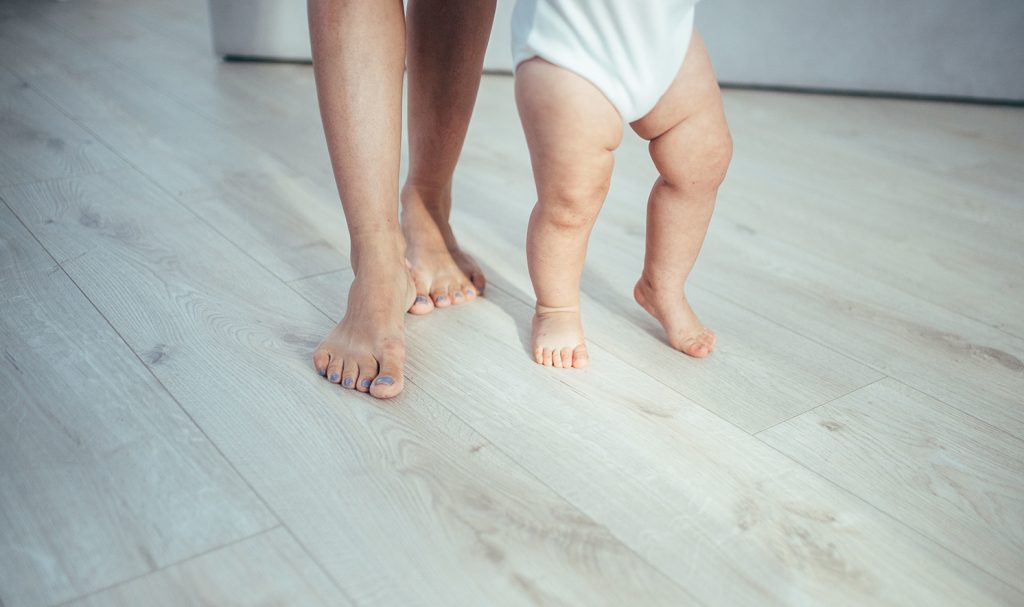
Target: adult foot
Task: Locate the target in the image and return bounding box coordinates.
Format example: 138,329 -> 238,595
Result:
532,304 -> 589,369
634,278 -> 715,357
312,252 -> 417,399
401,184 -> 485,314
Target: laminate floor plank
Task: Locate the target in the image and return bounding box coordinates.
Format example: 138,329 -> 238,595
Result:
64,528 -> 349,607
0,202 -> 276,607
2,168 -> 694,607
0,67 -> 123,186
291,269 -> 1021,607
759,378 -> 1024,592
1,15 -> 348,280
444,173 -> 886,434
452,78 -> 1024,439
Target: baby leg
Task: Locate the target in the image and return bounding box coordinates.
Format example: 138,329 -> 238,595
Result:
630,33 -> 733,357
515,58 -> 623,368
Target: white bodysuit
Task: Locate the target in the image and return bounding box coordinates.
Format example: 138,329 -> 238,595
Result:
511,0 -> 698,122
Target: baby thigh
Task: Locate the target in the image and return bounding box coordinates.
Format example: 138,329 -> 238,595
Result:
515,58 -> 623,306
632,32 -> 732,194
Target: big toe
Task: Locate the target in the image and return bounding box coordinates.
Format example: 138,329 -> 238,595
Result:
571,344 -> 589,368
679,334 -> 713,358
409,294 -> 434,315
470,270 -> 486,294
370,350 -> 405,399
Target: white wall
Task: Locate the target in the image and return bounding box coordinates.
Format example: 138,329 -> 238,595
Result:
482,0 -> 1024,103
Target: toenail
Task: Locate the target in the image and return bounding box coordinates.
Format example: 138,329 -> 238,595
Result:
317,367 -> 326,376
454,292 -> 463,299
343,378 -> 353,387
360,379 -> 371,388
329,372 -> 339,382
374,376 -> 394,386
467,289 -> 475,296
415,295 -> 428,305
436,295 -> 446,302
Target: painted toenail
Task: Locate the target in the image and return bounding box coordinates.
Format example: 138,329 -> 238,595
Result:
415,296 -> 428,305
374,376 -> 394,386
343,378 -> 353,387
329,372 -> 339,382
467,289 -> 475,296
360,379 -> 371,388
436,295 -> 446,302
317,367 -> 326,376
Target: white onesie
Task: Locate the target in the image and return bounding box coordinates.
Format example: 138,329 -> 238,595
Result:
511,0 -> 698,122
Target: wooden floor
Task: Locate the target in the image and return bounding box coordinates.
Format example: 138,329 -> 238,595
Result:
2,1 -> 1023,605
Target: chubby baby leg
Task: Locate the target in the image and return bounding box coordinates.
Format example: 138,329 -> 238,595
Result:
630,32 -> 732,357
515,58 -> 623,368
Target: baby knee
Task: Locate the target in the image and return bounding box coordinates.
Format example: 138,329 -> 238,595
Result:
536,182 -> 607,230
659,127 -> 732,193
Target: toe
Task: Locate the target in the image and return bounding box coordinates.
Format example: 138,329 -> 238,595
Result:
452,290 -> 465,305
340,359 -> 358,389
572,344 -> 589,368
355,358 -> 378,393
552,348 -> 564,368
470,270 -> 486,294
369,346 -> 404,399
326,358 -> 344,384
409,294 -> 434,315
559,347 -> 574,369
534,347 -> 544,365
464,286 -> 477,301
541,348 -> 553,367
431,288 -> 451,308
313,349 -> 330,377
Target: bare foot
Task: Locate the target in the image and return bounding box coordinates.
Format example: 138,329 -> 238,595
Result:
532,305 -> 589,369
401,184 -> 485,314
312,253 -> 417,399
634,278 -> 715,357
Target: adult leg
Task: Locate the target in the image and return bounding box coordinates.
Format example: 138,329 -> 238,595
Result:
631,32 -> 733,357
308,0 -> 414,398
402,0 -> 496,312
515,59 -> 623,369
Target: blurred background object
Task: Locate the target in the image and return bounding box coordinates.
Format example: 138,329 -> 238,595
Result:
209,0 -> 1024,103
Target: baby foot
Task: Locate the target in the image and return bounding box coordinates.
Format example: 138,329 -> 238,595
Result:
634,279 -> 715,357
312,259 -> 417,399
532,304 -> 589,369
401,185 -> 485,314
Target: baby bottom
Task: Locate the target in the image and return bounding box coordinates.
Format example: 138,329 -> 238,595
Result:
514,32 -> 733,368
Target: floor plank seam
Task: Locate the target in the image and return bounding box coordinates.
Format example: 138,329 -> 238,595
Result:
485,281 -> 869,442
727,229 -> 1024,343
883,376 -> 1024,447
751,376 -> 890,436
286,266 -> 353,285
15,66 -> 322,292
751,431 -> 1024,595
16,6 -> 315,183
3,193 -> 359,607
697,282 -> 1024,441
50,524 -> 284,607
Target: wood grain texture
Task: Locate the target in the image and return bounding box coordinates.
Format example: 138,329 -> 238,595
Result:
713,91 -> 1024,339
456,76 -> 1024,438
0,203 -> 276,607
759,378 -> 1024,591
3,168 -> 695,607
3,0 -> 1022,603
64,528 -> 348,607
443,173 -> 884,434
0,66 -> 123,186
291,269 -> 1022,607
